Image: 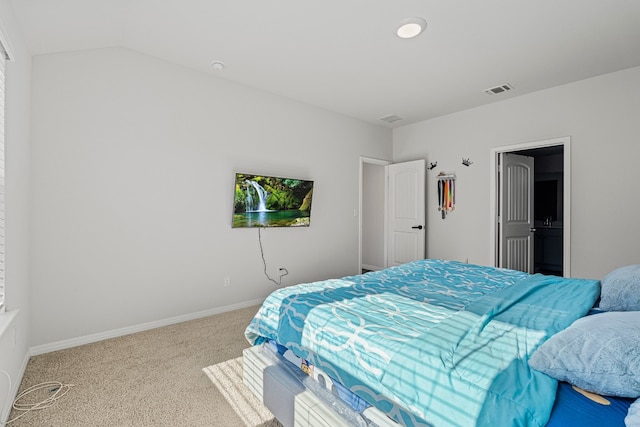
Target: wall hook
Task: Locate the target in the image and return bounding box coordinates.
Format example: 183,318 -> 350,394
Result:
462,158 -> 473,167
428,162 -> 438,170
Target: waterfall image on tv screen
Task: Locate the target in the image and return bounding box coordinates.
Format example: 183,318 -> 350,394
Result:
232,173 -> 314,228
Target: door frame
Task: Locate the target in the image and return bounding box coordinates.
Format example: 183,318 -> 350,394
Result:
489,136 -> 572,277
359,156 -> 391,274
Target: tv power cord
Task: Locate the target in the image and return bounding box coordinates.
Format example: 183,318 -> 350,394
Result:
258,227 -> 289,286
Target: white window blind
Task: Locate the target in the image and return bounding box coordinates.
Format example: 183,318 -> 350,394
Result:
0,46 -> 6,312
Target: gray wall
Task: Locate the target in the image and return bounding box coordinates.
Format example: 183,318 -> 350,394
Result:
28,47 -> 392,347
361,162 -> 385,270
394,66 -> 640,279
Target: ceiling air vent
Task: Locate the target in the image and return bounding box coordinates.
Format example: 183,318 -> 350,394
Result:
483,83 -> 514,95
378,114 -> 405,124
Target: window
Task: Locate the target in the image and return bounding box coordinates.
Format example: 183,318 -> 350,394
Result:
0,43 -> 7,311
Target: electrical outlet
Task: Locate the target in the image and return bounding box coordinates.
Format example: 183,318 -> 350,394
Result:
223,276 -> 231,287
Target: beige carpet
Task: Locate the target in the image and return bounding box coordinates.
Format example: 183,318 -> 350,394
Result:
203,357 -> 277,427
8,305 -> 282,426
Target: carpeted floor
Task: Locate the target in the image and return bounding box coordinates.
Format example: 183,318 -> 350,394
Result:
7,305 -> 282,426
203,357 -> 276,426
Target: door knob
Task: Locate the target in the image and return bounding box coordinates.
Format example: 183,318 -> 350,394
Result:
412,225 -> 423,230
529,227 -> 537,232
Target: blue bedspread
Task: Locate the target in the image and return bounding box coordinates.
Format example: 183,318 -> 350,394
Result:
245,259 -> 600,427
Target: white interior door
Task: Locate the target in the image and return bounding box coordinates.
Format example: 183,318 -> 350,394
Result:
386,159 -> 426,267
499,153 -> 534,272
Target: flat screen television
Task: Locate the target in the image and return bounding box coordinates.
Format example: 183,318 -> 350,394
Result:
232,173 -> 314,228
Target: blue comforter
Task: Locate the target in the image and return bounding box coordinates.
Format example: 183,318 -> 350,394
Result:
245,259 -> 600,427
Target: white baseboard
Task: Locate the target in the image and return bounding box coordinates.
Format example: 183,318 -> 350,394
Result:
29,298 -> 265,356
362,264 -> 383,271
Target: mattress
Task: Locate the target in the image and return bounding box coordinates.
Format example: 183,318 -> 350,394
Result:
546,382 -> 634,427
245,259 -> 601,427
243,345 -> 633,427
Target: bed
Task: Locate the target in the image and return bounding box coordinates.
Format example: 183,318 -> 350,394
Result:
243,259 -> 640,427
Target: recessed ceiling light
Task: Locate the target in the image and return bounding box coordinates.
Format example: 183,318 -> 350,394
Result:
396,17 -> 427,39
211,61 -> 225,71
379,114 -> 405,124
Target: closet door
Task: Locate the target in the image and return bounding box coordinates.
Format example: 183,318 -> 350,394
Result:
387,159 -> 426,267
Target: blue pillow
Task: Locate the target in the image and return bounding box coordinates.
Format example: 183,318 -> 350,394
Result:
529,311 -> 640,398
627,398 -> 640,427
599,265 -> 640,311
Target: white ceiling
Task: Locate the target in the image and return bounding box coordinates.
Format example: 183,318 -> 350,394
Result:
10,0 -> 640,127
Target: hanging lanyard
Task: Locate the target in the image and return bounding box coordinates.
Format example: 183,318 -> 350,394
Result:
437,175 -> 456,218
